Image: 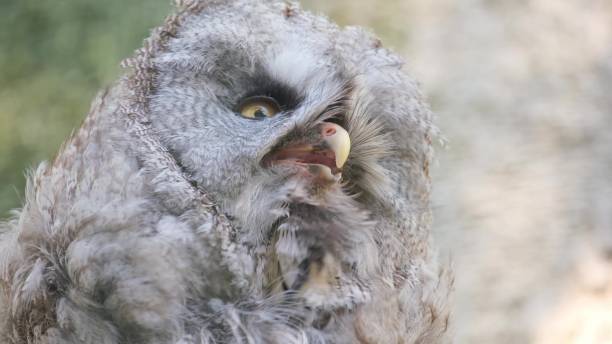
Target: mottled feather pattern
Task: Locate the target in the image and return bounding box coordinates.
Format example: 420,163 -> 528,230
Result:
0,0 -> 452,343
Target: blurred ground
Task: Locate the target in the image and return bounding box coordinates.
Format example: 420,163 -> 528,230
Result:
1,0 -> 611,343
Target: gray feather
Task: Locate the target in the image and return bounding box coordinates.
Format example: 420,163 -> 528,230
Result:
0,0 -> 452,343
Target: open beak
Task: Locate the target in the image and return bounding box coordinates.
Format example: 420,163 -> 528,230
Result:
263,122 -> 351,182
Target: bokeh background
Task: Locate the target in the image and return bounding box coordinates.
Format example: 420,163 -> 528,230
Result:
1,0 -> 611,343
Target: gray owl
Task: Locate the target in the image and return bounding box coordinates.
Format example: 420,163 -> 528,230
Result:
0,0 -> 452,343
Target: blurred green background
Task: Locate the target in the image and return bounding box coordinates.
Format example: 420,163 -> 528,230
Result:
0,0 -> 172,215
2,0 -> 611,343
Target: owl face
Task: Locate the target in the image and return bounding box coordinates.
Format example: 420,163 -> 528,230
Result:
147,0 -> 433,299
149,0 -> 428,207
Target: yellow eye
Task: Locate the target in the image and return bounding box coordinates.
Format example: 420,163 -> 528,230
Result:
238,96 -> 281,119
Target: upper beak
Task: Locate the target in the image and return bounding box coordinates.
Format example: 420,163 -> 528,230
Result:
320,122 -> 351,169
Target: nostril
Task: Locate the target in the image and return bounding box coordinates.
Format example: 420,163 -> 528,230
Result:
322,125 -> 336,137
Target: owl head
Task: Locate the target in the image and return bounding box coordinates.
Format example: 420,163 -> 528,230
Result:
140,0 -> 434,297
144,0 -> 431,221
138,0 -> 435,305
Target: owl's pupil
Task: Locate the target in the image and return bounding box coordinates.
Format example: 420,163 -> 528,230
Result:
254,108 -> 267,118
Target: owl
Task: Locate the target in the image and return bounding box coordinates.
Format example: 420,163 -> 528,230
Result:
0,0 -> 452,343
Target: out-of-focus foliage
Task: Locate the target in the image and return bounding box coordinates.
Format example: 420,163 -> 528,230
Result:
2,1 -> 612,343
0,0 -> 170,215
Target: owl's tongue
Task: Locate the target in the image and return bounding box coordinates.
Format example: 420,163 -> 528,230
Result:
270,146 -> 339,173
263,122 -> 351,181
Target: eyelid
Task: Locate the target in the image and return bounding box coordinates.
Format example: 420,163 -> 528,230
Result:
239,74 -> 302,111
237,95 -> 281,111
238,95 -> 278,106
